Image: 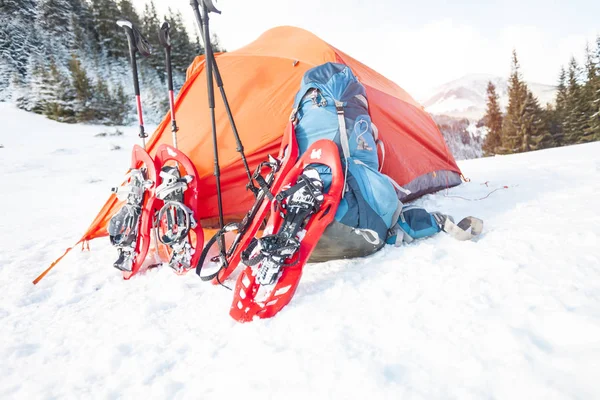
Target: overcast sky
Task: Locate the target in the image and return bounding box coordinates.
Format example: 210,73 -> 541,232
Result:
133,0 -> 599,99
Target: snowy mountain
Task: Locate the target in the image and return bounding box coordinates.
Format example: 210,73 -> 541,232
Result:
423,74 -> 557,120
2,103 -> 600,398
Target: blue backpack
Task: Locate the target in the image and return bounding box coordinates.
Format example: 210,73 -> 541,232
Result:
290,63 -> 400,244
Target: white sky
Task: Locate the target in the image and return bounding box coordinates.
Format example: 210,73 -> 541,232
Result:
133,0 -> 600,99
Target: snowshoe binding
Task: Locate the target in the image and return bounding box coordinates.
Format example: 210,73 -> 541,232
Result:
153,144 -> 203,275
155,165 -> 197,273
241,168 -> 324,286
109,168 -> 153,272
230,139 -> 343,322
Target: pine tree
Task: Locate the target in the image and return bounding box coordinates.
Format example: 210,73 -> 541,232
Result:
91,0 -> 125,58
520,91 -> 549,151
194,33 -> 205,56
110,83 -> 129,124
501,51 -> 528,152
564,57 -> 587,144
1,0 -> 196,125
553,67 -> 568,146
16,59 -> 45,113
585,36 -> 600,141
43,59 -> 76,122
211,33 -> 225,52
482,81 -> 503,155
0,0 -> 39,93
140,0 -> 162,76
577,44 -> 597,143
501,50 -> 551,153
37,0 -> 76,58
544,103 -> 561,147
68,54 -> 94,121
165,8 -> 197,83
88,79 -> 113,122
118,0 -> 141,27
70,0 -> 98,56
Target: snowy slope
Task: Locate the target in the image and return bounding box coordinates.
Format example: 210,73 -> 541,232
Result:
423,74 -> 557,120
1,104 -> 600,399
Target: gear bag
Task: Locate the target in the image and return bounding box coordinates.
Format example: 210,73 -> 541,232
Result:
290,62 -> 400,253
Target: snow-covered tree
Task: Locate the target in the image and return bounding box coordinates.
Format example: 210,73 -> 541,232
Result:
0,0 -> 213,125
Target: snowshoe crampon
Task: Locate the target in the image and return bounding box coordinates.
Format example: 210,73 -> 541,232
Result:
153,144 -> 203,275
230,139 -> 343,322
196,122 -> 299,283
109,145 -> 158,279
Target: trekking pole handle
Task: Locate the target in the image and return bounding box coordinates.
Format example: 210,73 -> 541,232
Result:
202,0 -> 221,14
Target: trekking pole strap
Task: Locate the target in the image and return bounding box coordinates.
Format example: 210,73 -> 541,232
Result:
335,101 -> 349,197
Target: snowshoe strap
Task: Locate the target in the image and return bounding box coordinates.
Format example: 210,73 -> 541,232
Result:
156,179 -> 189,200
248,158 -> 280,200
113,184 -> 145,202
157,201 -> 195,246
254,174 -> 274,201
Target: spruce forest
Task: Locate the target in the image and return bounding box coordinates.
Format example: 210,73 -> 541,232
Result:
0,0 -> 222,125
482,40 -> 600,155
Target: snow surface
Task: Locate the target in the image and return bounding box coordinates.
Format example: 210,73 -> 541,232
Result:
1,103 -> 600,399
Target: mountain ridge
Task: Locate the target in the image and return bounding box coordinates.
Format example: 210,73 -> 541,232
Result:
422,74 -> 557,120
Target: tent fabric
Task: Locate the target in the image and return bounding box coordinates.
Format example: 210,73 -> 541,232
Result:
79,26 -> 461,244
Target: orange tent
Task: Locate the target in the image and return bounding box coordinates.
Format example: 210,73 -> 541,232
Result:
37,26 -> 461,283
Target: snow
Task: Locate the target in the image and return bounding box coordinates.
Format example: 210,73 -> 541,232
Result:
1,103 -> 600,399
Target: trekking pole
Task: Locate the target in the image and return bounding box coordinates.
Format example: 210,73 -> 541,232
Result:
190,0 -> 225,232
189,0 -> 255,188
117,20 -> 152,148
158,22 -> 178,148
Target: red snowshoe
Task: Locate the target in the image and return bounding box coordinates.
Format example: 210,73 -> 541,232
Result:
109,145 -> 160,279
109,144 -> 202,279
229,139 -> 343,322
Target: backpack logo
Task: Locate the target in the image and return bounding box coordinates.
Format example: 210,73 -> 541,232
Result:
310,148 -> 322,160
